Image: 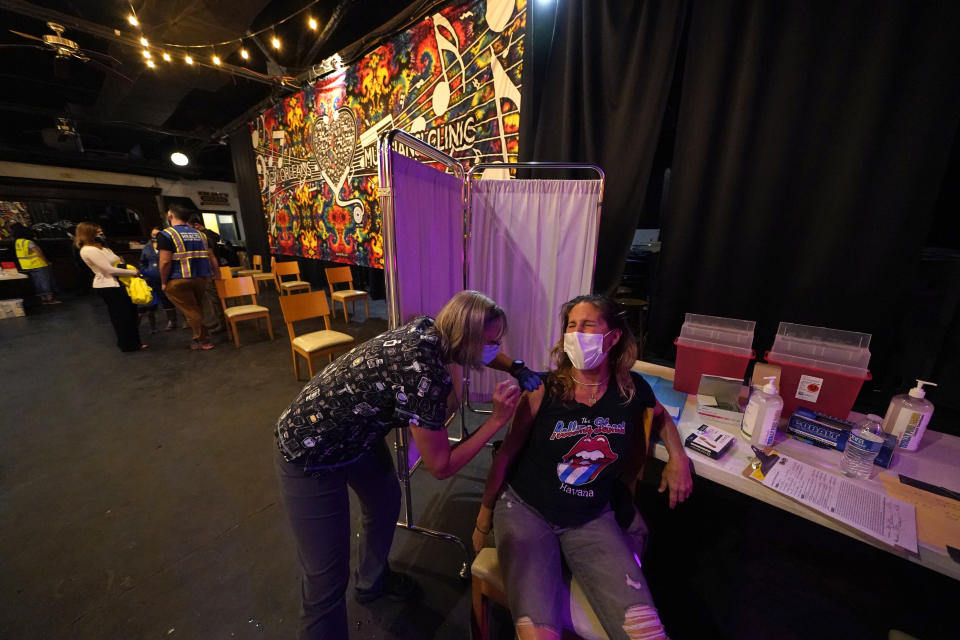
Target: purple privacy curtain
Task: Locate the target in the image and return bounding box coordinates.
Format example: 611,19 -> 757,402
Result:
467,179 -> 602,401
391,150 -> 464,322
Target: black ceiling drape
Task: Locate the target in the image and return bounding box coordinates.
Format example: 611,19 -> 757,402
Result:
518,0 -> 690,295
646,0 -> 960,397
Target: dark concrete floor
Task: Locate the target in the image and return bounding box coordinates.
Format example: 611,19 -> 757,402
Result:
0,290 -> 497,640
3,290 -> 958,640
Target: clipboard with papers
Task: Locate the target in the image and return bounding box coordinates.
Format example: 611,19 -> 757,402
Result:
743,447 -> 919,553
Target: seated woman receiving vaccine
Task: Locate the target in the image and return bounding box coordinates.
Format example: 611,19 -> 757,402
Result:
473,295 -> 693,640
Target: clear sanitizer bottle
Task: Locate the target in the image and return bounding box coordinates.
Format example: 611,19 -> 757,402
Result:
881,380 -> 937,451
840,414 -> 885,479
744,377 -> 783,447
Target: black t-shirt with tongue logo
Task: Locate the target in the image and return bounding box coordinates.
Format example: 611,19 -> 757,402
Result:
506,371 -> 656,528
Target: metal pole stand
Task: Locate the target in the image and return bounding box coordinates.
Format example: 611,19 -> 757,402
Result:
393,424 -> 472,580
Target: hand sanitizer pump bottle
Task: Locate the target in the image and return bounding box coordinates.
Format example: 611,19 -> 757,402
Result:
881,380 -> 936,451
744,377 -> 783,447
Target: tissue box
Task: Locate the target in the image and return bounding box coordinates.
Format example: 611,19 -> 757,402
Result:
0,298 -> 25,318
696,375 -> 745,430
684,424 -> 736,459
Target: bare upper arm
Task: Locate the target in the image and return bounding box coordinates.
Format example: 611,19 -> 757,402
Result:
495,385 -> 543,460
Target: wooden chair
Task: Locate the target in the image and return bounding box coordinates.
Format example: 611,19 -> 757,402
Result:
235,254 -> 276,292
279,291 -> 354,380
218,266 -> 234,279
274,260 -> 311,295
252,255 -> 277,292
235,253 -> 259,277
325,266 -> 370,322
470,409 -> 655,640
215,276 -> 274,348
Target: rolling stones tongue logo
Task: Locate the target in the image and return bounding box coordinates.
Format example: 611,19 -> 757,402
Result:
556,435 -> 618,486
310,107 -> 358,195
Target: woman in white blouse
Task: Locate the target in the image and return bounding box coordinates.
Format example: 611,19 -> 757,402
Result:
76,222 -> 146,352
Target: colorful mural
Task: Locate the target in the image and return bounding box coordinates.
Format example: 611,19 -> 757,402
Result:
0,201 -> 30,239
251,0 -> 525,268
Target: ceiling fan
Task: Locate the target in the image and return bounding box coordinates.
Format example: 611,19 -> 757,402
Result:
4,22 -> 132,82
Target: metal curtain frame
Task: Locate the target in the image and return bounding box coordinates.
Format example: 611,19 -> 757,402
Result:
378,129 -> 472,440
461,162 -> 605,416
377,128 -> 471,579
376,133 -> 606,579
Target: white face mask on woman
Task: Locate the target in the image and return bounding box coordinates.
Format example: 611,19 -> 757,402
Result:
563,331 -> 612,370
481,343 -> 500,365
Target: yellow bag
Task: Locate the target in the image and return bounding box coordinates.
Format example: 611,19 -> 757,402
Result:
117,265 -> 154,306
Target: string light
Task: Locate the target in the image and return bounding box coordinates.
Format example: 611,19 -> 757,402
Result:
120,0 -> 325,79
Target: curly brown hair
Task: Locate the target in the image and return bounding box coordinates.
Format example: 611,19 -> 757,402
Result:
547,295 -> 637,405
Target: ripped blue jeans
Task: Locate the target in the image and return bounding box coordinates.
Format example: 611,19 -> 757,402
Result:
494,485 -> 659,639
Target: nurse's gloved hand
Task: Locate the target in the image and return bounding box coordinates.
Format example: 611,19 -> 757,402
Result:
511,365 -> 544,392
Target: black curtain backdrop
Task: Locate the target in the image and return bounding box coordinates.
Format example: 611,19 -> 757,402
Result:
647,0 -> 960,399
518,0 -> 690,295
229,126 -> 270,259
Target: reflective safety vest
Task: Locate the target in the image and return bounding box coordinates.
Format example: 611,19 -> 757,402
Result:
162,225 -> 212,279
15,238 -> 48,270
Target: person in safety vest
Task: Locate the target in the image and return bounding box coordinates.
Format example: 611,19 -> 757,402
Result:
188,215 -> 226,333
12,223 -> 61,305
157,204 -> 221,350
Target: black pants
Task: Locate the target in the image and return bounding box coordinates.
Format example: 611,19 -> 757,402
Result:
98,286 -> 141,351
275,440 -> 401,640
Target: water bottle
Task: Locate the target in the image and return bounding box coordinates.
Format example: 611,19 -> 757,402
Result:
839,414 -> 884,479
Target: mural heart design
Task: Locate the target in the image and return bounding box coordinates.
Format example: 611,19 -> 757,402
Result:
312,107 -> 358,195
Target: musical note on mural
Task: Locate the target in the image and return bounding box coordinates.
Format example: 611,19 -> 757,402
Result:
250,0 -> 527,266
272,130 -> 287,169
251,115 -> 264,148
431,13 -> 467,117
486,0 -> 515,33
489,44 -> 521,168
410,116 -> 427,133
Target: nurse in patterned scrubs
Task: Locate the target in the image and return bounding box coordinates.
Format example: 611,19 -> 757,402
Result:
274,290 -> 542,640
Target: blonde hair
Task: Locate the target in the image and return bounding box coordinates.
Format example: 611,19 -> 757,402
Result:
547,295 -> 637,405
74,222 -> 100,249
435,290 -> 506,369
